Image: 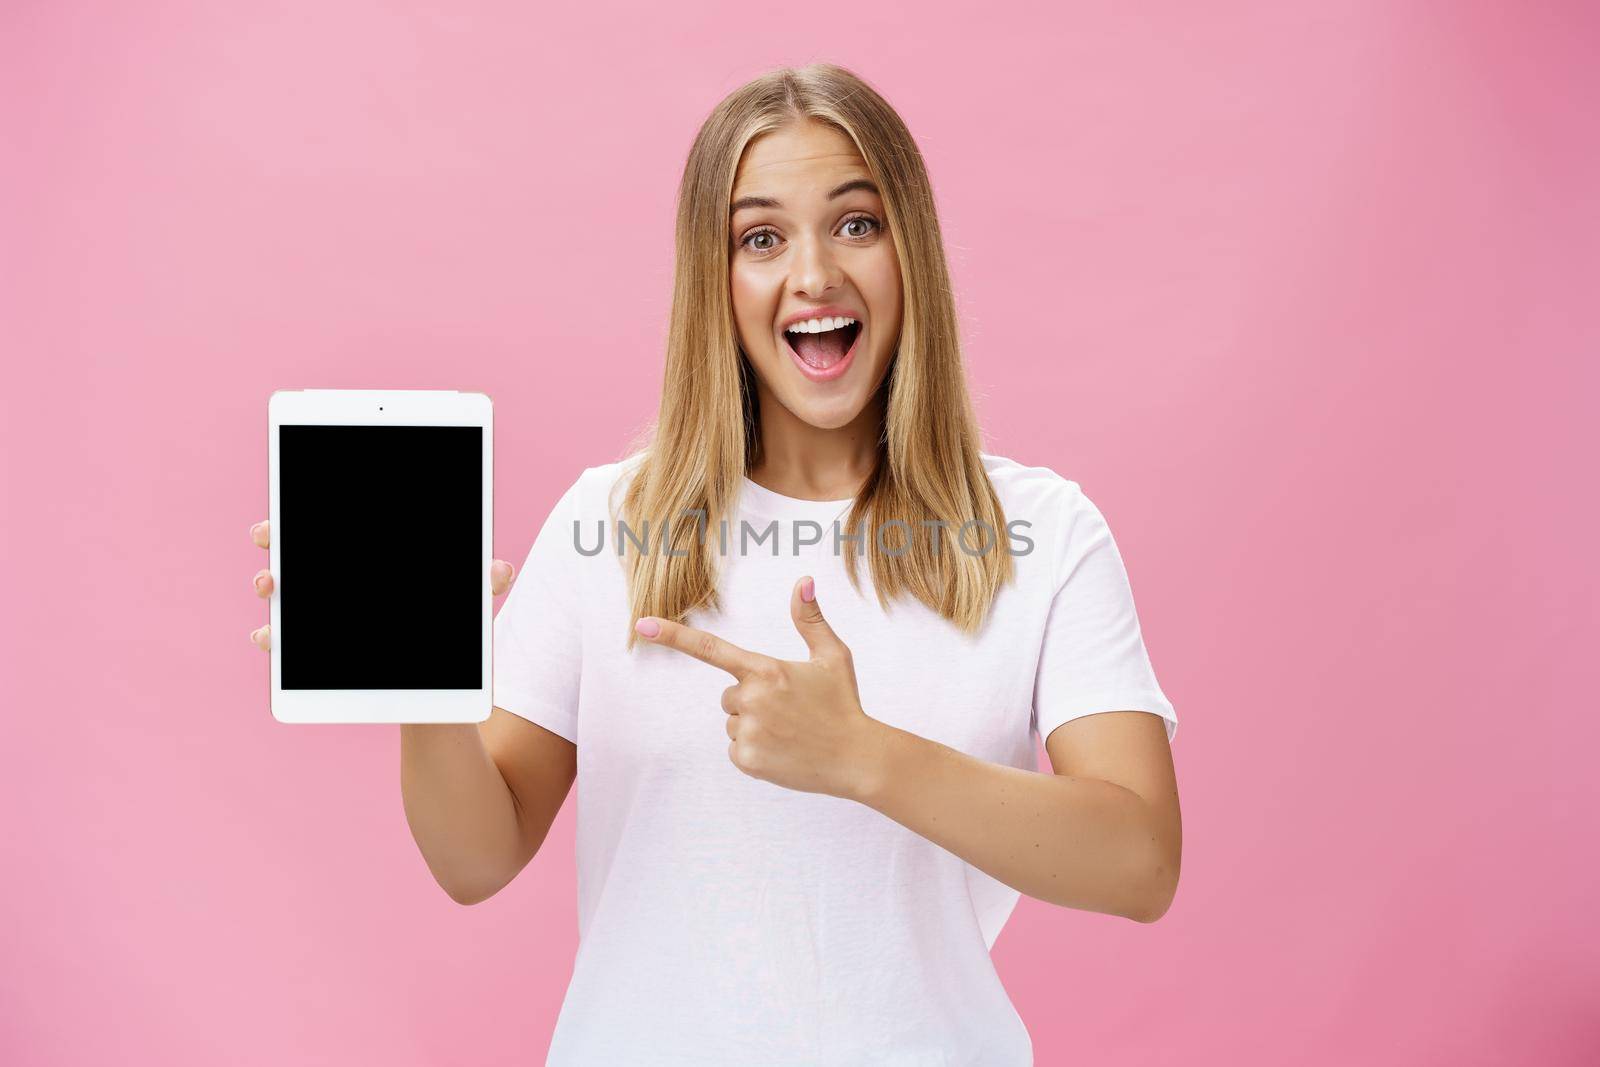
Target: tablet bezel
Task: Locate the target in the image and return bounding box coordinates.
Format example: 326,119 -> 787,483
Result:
267,389 -> 493,724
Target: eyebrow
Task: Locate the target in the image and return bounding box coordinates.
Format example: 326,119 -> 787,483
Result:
730,178 -> 880,216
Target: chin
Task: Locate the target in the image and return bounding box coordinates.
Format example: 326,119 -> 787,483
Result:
783,391 -> 868,430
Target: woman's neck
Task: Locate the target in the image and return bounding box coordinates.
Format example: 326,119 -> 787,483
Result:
748,388 -> 883,502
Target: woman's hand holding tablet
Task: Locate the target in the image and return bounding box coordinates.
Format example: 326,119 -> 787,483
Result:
248,522 -> 515,648
254,391 -> 578,905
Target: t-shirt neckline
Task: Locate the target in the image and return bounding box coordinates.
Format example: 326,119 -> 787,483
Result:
739,474 -> 857,522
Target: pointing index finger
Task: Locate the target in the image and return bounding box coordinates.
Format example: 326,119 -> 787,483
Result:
639,618 -> 769,680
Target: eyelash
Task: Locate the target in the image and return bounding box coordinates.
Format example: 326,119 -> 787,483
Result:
739,214 -> 881,256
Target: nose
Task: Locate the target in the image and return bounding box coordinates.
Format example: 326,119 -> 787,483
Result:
789,231 -> 843,298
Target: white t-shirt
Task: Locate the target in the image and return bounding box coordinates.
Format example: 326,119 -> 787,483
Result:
493,451 -> 1178,1066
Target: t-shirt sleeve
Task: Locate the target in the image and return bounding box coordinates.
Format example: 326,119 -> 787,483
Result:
1032,481 -> 1179,744
492,473 -> 585,744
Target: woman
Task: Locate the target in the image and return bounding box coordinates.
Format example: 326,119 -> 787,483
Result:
249,62 -> 1181,1066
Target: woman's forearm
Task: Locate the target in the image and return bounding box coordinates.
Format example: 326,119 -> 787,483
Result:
850,721 -> 1177,922
399,724 -> 524,904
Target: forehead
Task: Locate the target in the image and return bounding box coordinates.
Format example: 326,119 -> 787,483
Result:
731,121 -> 870,197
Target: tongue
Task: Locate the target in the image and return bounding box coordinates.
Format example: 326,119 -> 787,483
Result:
792,328 -> 850,369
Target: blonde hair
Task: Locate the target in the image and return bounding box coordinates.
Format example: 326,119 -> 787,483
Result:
618,62 -> 1011,650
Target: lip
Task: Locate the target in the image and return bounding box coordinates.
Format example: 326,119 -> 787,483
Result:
783,321 -> 861,383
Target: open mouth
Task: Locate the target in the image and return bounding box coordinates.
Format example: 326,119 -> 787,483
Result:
783,318 -> 863,374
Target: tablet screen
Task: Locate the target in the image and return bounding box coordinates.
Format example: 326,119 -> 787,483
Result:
279,425 -> 482,690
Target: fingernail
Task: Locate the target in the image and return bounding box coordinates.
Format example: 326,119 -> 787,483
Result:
635,618 -> 660,638
251,522 -> 263,536
800,577 -> 815,603
254,574 -> 268,592
250,628 -> 262,643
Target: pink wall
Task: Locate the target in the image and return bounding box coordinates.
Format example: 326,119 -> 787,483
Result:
3,2 -> 1596,1063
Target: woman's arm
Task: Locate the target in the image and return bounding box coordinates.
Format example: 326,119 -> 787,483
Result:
852,708 -> 1181,922
250,520 -> 576,906
400,711 -> 576,905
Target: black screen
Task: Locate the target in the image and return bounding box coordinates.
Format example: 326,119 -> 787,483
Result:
280,425 -> 482,689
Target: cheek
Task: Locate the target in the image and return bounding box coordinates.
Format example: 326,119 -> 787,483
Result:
729,267 -> 773,335
862,251 -> 904,341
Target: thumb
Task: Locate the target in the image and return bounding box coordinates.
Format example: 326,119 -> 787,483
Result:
490,559 -> 515,597
791,576 -> 849,662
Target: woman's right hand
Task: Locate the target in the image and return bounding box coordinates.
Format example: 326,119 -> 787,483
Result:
248,519 -> 516,650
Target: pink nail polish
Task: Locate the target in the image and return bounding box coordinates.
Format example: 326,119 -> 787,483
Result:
801,577 -> 815,602
635,618 -> 660,638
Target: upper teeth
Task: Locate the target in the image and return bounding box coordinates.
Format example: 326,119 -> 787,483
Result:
785,316 -> 857,334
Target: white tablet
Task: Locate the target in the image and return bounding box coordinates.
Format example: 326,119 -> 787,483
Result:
268,389 -> 493,723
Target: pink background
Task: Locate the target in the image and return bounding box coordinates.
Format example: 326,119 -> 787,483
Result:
3,1 -> 1596,1063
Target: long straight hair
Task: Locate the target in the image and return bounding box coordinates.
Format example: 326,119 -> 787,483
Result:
618,62 -> 1012,651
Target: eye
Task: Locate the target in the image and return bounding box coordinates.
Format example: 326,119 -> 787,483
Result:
742,228 -> 779,254
840,214 -> 880,239
736,214 -> 883,256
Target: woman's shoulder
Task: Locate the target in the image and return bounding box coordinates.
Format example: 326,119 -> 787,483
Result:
980,453 -> 1127,583
557,449 -> 650,520
980,450 -> 1087,514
